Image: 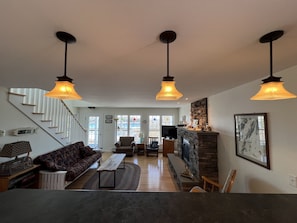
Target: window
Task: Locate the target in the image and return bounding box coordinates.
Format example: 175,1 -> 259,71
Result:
88,116 -> 99,149
162,115 -> 173,125
149,115 -> 174,142
116,115 -> 141,142
148,115 -> 160,141
129,115 -> 141,143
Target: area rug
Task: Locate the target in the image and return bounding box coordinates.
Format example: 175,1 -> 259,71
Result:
68,162 -> 141,190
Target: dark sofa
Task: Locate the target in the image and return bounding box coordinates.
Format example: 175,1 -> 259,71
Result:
33,141 -> 101,188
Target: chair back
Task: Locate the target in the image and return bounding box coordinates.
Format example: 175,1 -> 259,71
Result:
119,137 -> 134,146
148,137 -> 158,146
221,169 -> 237,193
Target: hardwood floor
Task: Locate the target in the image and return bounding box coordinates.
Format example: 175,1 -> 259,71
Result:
101,152 -> 179,192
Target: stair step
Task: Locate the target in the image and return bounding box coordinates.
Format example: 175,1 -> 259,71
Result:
8,87 -> 86,146
8,92 -> 25,97
22,103 -> 36,106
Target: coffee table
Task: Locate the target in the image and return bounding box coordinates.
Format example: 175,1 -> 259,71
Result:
97,153 -> 126,188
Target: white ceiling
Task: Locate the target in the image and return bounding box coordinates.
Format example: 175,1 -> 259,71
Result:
1,0 -> 297,108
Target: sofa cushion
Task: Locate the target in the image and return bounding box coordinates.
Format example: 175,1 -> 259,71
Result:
44,160 -> 67,171
66,162 -> 88,181
80,146 -> 96,158
66,151 -> 102,181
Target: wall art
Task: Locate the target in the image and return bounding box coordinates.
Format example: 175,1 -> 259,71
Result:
234,113 -> 270,169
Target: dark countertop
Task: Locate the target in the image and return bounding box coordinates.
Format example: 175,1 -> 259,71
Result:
0,189 -> 297,223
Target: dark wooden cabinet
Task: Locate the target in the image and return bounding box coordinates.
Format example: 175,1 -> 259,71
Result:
163,139 -> 175,157
136,143 -> 145,155
0,164 -> 40,192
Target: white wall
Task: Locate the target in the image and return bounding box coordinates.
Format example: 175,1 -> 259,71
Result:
209,65 -> 297,193
0,87 -> 62,162
178,103 -> 191,125
78,107 -> 179,151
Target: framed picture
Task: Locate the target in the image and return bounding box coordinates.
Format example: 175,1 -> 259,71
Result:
105,119 -> 113,124
234,113 -> 270,169
105,115 -> 113,120
105,115 -> 113,124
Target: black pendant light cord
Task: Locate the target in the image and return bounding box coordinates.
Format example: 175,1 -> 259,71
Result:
262,39 -> 281,83
57,41 -> 72,83
56,31 -> 76,82
161,39 -> 174,81
270,40 -> 273,78
64,41 -> 68,77
259,30 -> 284,83
167,41 -> 169,77
159,30 -> 176,81
162,40 -> 174,81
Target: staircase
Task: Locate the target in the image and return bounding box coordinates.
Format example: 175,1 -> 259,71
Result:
8,88 -> 86,145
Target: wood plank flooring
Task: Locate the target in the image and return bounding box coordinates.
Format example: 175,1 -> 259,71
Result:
101,152 -> 179,192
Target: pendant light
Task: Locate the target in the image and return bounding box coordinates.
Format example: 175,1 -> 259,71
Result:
45,31 -> 82,100
251,30 -> 296,100
156,30 -> 183,100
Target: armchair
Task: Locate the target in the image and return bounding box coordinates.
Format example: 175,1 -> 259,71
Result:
115,136 -> 135,156
146,137 -> 159,157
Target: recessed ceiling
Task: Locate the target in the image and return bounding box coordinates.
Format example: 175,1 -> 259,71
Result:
1,0 -> 297,108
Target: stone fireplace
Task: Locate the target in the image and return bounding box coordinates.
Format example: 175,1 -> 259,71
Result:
177,128 -> 219,184
181,138 -> 191,167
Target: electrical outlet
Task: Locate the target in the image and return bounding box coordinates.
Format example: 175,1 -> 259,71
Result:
289,174 -> 297,188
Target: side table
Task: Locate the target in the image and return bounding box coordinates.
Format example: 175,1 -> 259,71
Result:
163,139 -> 175,157
137,143 -> 145,155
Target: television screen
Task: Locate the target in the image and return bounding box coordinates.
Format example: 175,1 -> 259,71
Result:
162,125 -> 177,139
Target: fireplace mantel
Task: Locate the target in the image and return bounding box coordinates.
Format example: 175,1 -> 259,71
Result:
177,128 -> 219,186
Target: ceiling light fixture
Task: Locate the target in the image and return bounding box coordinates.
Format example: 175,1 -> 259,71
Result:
45,31 -> 82,100
251,30 -> 296,100
156,30 -> 183,100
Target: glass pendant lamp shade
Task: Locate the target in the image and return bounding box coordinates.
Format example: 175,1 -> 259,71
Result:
156,30 -> 183,100
251,81 -> 296,100
251,30 -> 296,100
45,31 -> 82,100
156,77 -> 183,100
45,80 -> 81,100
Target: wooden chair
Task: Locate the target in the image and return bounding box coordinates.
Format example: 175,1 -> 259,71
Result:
146,137 -> 159,157
190,169 -> 237,193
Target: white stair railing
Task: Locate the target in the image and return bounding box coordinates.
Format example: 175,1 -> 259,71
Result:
8,88 -> 86,145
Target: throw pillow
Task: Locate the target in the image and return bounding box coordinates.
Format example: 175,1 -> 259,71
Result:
44,160 -> 67,171
151,141 -> 159,148
80,146 -> 96,158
